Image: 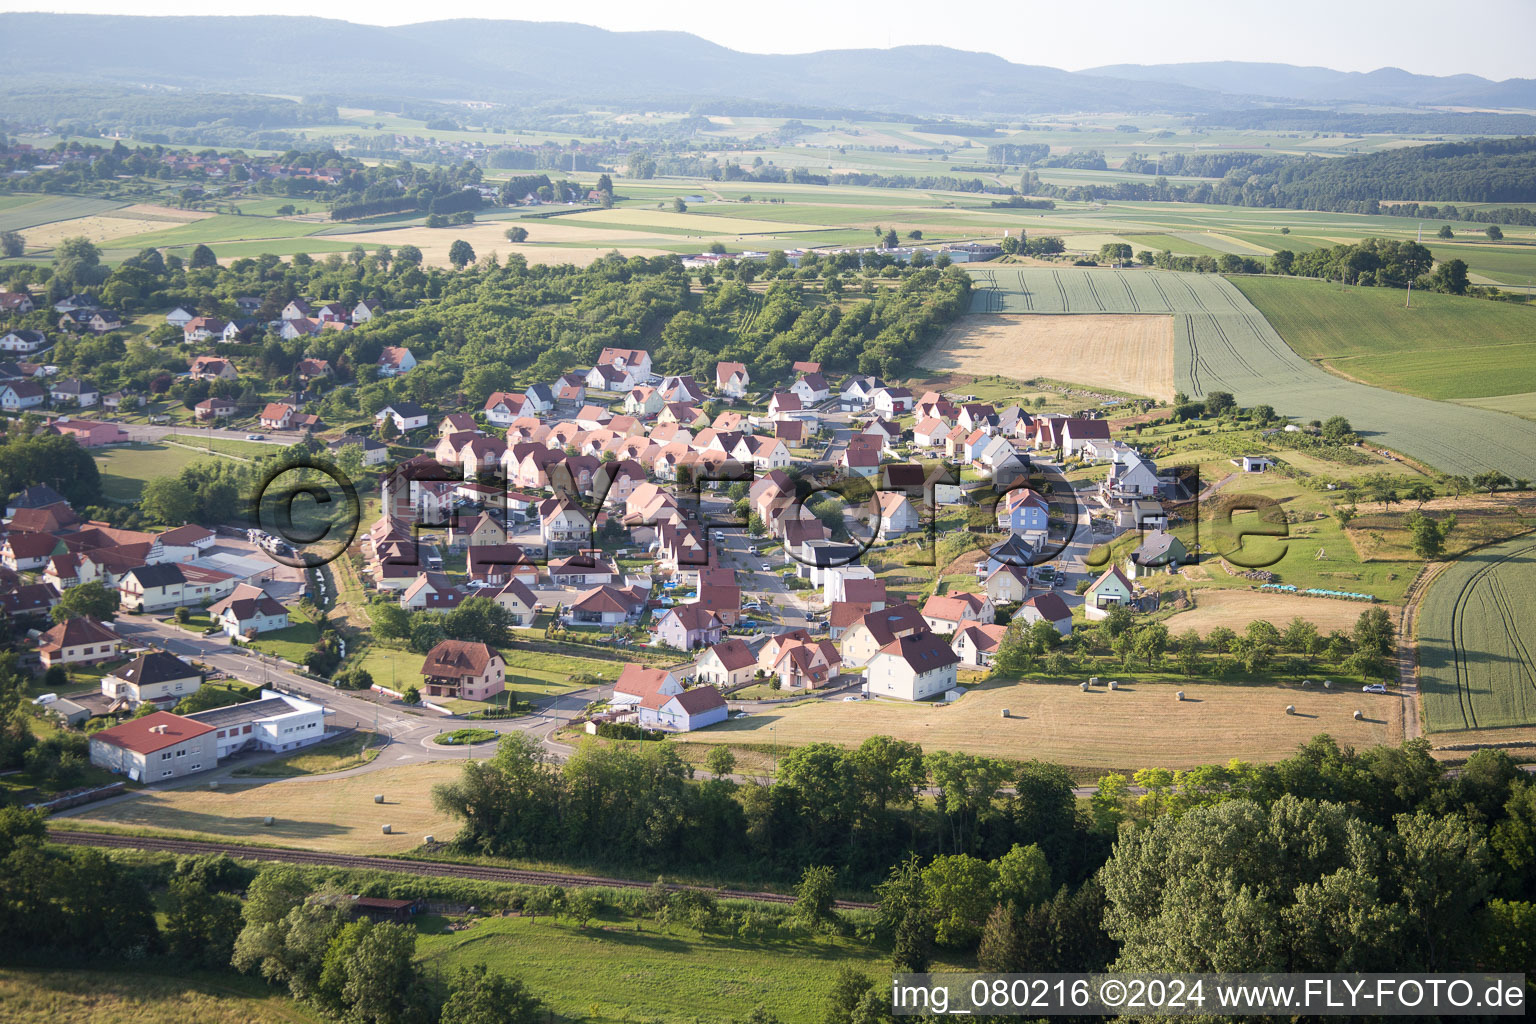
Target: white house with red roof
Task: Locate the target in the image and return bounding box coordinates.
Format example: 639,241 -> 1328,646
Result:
638,686 -> 728,732
866,631 -> 960,701
89,711 -> 216,782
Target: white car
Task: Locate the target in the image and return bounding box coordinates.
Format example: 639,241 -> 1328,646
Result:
1362,683 -> 1388,694
842,694 -> 861,702
760,563 -> 772,572
466,579 -> 490,588
245,433 -> 263,440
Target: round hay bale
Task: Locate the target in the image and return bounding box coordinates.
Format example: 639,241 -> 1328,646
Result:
1080,681 -> 1090,691
1001,708 -> 1010,718
1176,690 -> 1185,701
1286,705 -> 1295,715
1301,679 -> 1311,687
424,835 -> 435,844
1108,680 -> 1119,690
381,824 -> 392,835
1323,680 -> 1333,689
1353,710 -> 1363,720
374,794 -> 385,804
1089,676 -> 1099,686
262,816 -> 274,826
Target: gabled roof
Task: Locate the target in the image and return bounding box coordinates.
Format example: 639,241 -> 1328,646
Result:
40,617 -> 117,648
114,651 -> 200,686
852,604 -> 928,645
1023,591 -> 1072,622
704,637 -> 756,672
876,631 -> 960,673
668,686 -> 728,716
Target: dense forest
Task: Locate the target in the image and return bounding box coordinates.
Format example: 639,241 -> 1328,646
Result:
432,731 -> 1536,977
1072,136 -> 1536,215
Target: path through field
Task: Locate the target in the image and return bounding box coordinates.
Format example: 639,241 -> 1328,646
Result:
963,267 -> 1536,481
1416,534 -> 1536,732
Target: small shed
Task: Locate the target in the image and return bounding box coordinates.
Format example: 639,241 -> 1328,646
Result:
349,896 -> 421,923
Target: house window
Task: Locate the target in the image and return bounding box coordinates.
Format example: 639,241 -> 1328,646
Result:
189,764 -> 201,771
161,752 -> 172,760
162,770 -> 173,777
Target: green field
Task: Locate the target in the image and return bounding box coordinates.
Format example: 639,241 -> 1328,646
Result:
0,195 -> 127,233
1230,276 -> 1536,399
1418,535 -> 1536,732
413,912 -> 901,1024
93,443 -> 213,502
963,266 -> 1536,481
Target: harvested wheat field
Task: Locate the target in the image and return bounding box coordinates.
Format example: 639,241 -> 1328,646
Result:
920,314 -> 1175,401
1162,589 -> 1385,637
683,678 -> 1398,770
56,761 -> 462,853
22,206 -> 214,248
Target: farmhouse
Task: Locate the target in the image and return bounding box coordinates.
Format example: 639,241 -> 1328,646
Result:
377,401 -> 430,433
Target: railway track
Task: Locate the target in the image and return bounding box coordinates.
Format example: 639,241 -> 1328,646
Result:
45,829 -> 877,910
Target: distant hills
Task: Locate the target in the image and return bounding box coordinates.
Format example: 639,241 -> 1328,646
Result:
1,14 -> 1533,118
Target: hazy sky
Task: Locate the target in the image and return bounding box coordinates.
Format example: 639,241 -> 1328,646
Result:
7,0 -> 1536,80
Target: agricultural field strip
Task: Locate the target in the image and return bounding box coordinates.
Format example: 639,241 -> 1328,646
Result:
0,195 -> 128,233
964,267 -> 1536,480
1417,535 -> 1536,731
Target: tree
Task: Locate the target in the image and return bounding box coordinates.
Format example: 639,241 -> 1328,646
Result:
875,855 -> 933,971
316,919 -> 425,1024
1321,415 -> 1355,442
401,685 -> 421,705
51,580 -> 118,623
1406,511 -> 1456,560
140,476 -> 196,525
991,842 -> 1051,911
440,964 -> 541,1024
1486,225 -> 1504,241
1204,391 -> 1236,417
705,745 -> 737,779
1474,470 -> 1511,495
1436,224 -> 1454,239
672,198 -> 688,214
0,230 -> 22,258
1432,258 -> 1470,295
921,853 -> 997,946
368,600 -> 410,640
189,244 -> 218,269
824,967 -> 878,1024
165,875 -> 242,968
793,864 -> 838,930
504,226 -> 529,243
448,239 -> 476,268
977,902 -> 1024,972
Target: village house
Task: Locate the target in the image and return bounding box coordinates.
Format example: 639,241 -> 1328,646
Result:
921,591 -> 996,634
482,578 -> 538,625
296,358 -> 334,382
377,346 -> 417,377
195,396 -> 237,421
652,604 -> 725,651
1018,591 -> 1074,636
568,584 -> 645,626
1127,530 -> 1188,579
37,617 -> 121,668
952,621 -> 1007,667
611,664 -> 683,707
638,686 -> 729,733
376,401 -> 430,433
182,318 -> 227,344
100,651 -> 203,708
50,378 -> 98,407
206,583 -> 290,637
839,376 -> 884,411
420,640 -> 506,702
0,329 -> 48,354
693,637 -> 758,689
768,636 -> 843,690
875,491 -> 921,538
866,631 -> 960,701
840,603 -> 930,667
353,299 -> 384,323
0,380 -> 45,411
483,392 -> 526,426
259,402 -> 295,430
872,386 -> 914,417
790,372 -> 831,406
400,571 -> 466,612
1083,565 -> 1137,620
998,487 -> 1049,534
715,361 -> 750,399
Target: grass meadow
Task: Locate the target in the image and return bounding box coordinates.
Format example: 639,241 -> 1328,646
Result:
0,968 -> 319,1024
